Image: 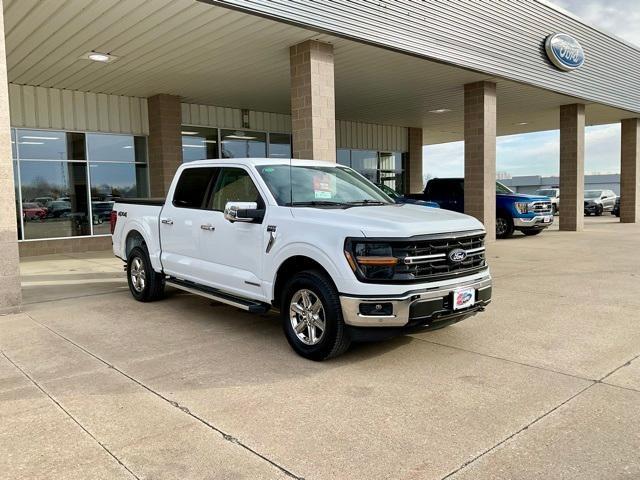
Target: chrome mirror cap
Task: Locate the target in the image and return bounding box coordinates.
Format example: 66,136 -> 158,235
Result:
224,201 -> 258,222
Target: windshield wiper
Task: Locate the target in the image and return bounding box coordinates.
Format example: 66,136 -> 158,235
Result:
286,200 -> 350,208
346,199 -> 388,206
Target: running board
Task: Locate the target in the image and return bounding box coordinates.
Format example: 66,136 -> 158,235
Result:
166,278 -> 271,314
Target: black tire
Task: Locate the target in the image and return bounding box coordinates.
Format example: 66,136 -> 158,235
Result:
522,229 -> 543,236
552,204 -> 558,216
496,214 -> 514,239
127,246 -> 165,302
596,205 -> 603,216
281,270 -> 351,361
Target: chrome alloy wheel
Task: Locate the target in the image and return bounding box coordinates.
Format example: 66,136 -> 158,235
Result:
289,289 -> 326,346
496,217 -> 508,236
130,256 -> 146,293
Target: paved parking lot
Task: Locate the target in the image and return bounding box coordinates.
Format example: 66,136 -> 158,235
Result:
2,216 -> 639,479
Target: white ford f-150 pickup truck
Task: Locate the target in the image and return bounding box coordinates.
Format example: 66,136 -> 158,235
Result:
111,158 -> 492,360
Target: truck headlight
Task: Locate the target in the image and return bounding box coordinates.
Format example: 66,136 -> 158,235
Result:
345,242 -> 397,280
514,202 -> 529,214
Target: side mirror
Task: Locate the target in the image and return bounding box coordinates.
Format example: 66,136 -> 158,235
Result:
224,201 -> 264,223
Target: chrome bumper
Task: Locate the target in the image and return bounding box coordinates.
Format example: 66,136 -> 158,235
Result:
513,215 -> 554,228
339,275 -> 492,328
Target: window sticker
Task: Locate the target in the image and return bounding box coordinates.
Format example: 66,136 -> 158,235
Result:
313,173 -> 333,199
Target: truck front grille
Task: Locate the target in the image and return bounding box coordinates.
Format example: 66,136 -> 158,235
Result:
531,201 -> 552,214
391,231 -> 487,282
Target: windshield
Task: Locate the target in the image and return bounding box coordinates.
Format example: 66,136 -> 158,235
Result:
536,189 -> 556,197
257,164 -> 392,207
496,181 -> 514,194
584,190 -> 602,199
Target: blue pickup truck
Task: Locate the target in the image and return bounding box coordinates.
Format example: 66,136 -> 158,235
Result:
407,178 -> 554,238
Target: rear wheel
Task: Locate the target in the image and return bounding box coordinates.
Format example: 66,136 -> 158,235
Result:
596,205 -> 603,216
127,246 -> 165,302
281,270 -> 351,361
496,214 -> 514,239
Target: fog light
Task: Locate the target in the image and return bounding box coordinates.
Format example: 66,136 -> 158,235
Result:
359,302 -> 393,316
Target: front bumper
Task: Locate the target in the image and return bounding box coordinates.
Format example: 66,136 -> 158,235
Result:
513,214 -> 554,229
584,203 -> 600,214
339,274 -> 491,328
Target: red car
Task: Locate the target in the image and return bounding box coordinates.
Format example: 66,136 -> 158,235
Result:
22,202 -> 48,221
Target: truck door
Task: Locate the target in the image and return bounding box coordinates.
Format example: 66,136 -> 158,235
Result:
196,166 -> 266,301
160,167 -> 217,282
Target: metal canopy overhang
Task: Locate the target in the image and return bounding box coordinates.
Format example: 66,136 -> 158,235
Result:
3,0 -> 636,145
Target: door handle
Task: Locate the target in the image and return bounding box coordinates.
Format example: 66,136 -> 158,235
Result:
161,218 -> 173,225
200,224 -> 215,231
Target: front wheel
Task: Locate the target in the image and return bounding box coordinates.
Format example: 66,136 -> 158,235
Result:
496,214 -> 514,239
281,270 -> 351,361
127,246 -> 165,302
522,229 -> 543,236
596,205 -> 603,216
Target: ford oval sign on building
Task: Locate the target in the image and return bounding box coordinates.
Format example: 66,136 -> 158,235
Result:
545,33 -> 585,71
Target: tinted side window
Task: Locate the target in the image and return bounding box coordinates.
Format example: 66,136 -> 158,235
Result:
209,168 -> 263,211
173,167 -> 216,209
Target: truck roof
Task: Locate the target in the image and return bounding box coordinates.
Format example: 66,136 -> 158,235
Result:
183,158 -> 341,168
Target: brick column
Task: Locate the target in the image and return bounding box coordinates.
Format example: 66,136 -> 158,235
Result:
148,94 -> 182,196
559,104 -> 585,231
0,1 -> 22,314
290,40 -> 336,161
620,118 -> 639,223
464,81 -> 497,241
406,127 -> 424,193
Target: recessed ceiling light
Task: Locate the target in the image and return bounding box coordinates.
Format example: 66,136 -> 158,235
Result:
428,108 -> 451,114
183,144 -> 206,148
19,141 -> 44,145
82,51 -> 118,63
181,131 -> 199,135
514,122 -> 528,126
203,140 -> 217,143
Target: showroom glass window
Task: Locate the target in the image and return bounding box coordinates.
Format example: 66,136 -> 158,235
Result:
268,133 -> 292,158
86,133 -> 149,235
336,149 -> 406,193
14,129 -> 149,240
182,126 -> 219,162
221,130 -> 267,158
17,129 -> 90,240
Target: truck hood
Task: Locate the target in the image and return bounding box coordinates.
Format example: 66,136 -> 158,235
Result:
290,203 -> 484,237
498,193 -> 550,202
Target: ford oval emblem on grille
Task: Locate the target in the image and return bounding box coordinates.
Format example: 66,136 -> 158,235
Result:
449,248 -> 467,263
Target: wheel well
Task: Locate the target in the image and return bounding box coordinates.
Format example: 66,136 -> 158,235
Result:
125,230 -> 146,258
272,256 -> 332,308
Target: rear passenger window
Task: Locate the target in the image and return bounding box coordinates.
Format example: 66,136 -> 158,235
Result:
173,167 -> 216,209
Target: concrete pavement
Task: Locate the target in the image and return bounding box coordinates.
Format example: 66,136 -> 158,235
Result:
2,216 -> 639,479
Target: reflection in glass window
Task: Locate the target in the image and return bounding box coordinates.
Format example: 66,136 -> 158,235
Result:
378,152 -> 404,193
337,149 -> 350,167
350,150 -> 378,183
87,133 -> 135,162
17,130 -> 85,160
220,130 -> 266,158
89,163 -> 149,235
13,159 -> 21,240
268,133 -> 292,158
19,161 -> 90,240
181,127 -> 219,162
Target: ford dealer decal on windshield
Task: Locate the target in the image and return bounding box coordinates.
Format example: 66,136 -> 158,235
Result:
545,33 -> 585,71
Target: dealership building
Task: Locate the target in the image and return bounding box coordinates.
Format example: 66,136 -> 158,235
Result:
1,0 -> 640,312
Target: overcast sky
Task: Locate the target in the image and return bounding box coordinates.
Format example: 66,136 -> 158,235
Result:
423,0 -> 639,179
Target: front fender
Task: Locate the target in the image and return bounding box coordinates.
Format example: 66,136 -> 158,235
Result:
268,241 -> 352,299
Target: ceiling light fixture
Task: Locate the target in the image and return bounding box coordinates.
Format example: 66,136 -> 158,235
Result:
19,141 -> 44,145
514,122 -> 528,126
225,135 -> 257,140
21,135 -> 60,140
181,131 -> 199,135
82,51 -> 118,63
428,108 -> 451,114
